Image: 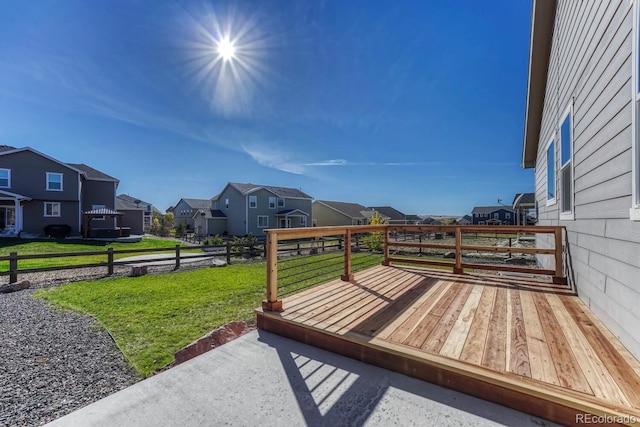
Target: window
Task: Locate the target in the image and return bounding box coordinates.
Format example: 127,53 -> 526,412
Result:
494,213 -> 499,219
46,172 -> 63,191
300,216 -> 307,226
44,202 -> 61,217
546,138 -> 555,204
277,198 -> 285,208
559,106 -> 574,218
225,198 -> 229,209
249,196 -> 257,208
479,221 -> 485,225
257,215 -> 268,228
269,197 -> 276,209
0,169 -> 10,188
92,204 -> 106,220
506,212 -> 511,219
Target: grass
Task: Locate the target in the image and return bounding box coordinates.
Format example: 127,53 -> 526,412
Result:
0,237 -> 194,270
35,251 -> 379,377
37,262 -> 267,377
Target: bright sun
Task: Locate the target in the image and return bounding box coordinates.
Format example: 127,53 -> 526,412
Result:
217,37 -> 236,61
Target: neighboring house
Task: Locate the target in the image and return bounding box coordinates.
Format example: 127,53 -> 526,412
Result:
523,0 -> 640,358
211,182 -> 313,237
421,216 -> 443,225
512,193 -> 536,226
471,206 -> 516,225
367,206 -> 413,224
404,214 -> 423,225
456,215 -> 472,225
312,200 -> 378,226
116,194 -> 160,235
173,198 -> 211,231
0,146 -> 118,237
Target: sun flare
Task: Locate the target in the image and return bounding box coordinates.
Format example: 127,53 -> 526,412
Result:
217,37 -> 236,61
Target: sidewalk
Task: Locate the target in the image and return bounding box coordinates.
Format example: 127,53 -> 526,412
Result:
48,331 -> 556,426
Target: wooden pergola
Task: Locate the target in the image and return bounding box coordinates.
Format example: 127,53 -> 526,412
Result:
82,208 -> 123,238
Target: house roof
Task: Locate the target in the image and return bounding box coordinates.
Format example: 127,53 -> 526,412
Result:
179,198 -> 211,209
116,194 -> 160,212
227,182 -> 312,199
0,145 -> 16,152
405,214 -> 422,222
193,209 -> 227,219
512,193 -> 536,209
368,206 -> 406,221
67,163 -> 119,183
314,200 -> 373,219
471,206 -> 515,215
276,209 -> 310,217
522,0 -> 557,168
83,208 -> 123,216
0,189 -> 31,201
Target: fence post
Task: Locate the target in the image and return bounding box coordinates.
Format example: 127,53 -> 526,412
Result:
454,227 -> 463,274
175,245 -> 181,270
226,241 -> 232,264
419,233 -> 423,256
107,247 -> 114,276
297,243 -> 301,256
9,252 -> 18,284
262,231 -> 282,311
508,237 -> 512,259
382,226 -> 390,266
341,229 -> 354,281
553,227 -> 566,284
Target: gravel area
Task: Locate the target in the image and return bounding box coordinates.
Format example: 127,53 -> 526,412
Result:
0,289 -> 141,426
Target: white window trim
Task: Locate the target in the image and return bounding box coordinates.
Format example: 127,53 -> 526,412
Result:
559,103 -> 575,221
44,202 -> 61,217
545,137 -> 556,206
249,196 -> 257,209
46,172 -> 64,191
268,197 -> 276,209
0,168 -> 10,188
300,216 -> 307,226
257,215 -> 268,228
277,198 -> 285,208
225,198 -> 229,209
92,204 -> 106,221
631,0 -> 640,220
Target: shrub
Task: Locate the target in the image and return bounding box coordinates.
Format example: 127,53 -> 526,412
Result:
203,235 -> 223,246
363,211 -> 386,251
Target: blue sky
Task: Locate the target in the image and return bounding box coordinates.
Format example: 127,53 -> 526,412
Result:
0,0 -> 533,215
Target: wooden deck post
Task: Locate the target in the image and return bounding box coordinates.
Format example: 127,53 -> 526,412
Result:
341,229 -> 354,281
262,231 -> 283,311
382,227 -> 391,266
454,227 -> 463,274
553,227 -> 567,284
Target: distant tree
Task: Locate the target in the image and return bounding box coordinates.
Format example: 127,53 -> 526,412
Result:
149,212 -> 174,237
363,211 -> 386,251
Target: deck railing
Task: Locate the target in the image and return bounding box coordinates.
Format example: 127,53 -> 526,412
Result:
262,225 -> 565,311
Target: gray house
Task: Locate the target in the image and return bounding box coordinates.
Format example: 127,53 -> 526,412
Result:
173,198 -> 212,232
523,0 -> 640,359
211,182 -> 312,237
471,206 -> 516,225
116,194 -> 160,235
312,200 -> 378,227
0,146 -> 118,237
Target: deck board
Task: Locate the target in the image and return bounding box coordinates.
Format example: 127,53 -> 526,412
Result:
258,265 -> 640,425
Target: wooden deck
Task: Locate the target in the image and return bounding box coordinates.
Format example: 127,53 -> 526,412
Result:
257,265 -> 640,426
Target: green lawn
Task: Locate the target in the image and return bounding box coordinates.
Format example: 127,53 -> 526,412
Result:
0,237 -> 192,270
35,251 -> 383,377
37,263 -> 267,377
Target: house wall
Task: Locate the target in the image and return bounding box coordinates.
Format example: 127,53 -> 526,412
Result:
312,202 -> 352,226
217,186 -> 248,236
82,180 -> 117,228
273,197 -> 312,229
244,189 -> 312,236
0,150 -> 82,234
207,218 -> 227,236
22,199 -> 81,236
534,0 -> 640,358
173,200 -> 198,230
119,209 -> 144,235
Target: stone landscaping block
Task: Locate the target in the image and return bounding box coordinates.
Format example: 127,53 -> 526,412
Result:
130,265 -> 148,277
0,280 -> 31,293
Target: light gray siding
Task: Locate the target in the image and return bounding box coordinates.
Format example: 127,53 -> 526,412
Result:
312,202 -> 353,227
217,186 -> 247,236
534,0 -> 640,358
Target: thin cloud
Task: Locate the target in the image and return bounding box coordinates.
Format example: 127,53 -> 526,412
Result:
242,144 -> 305,175
305,159 -> 518,167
